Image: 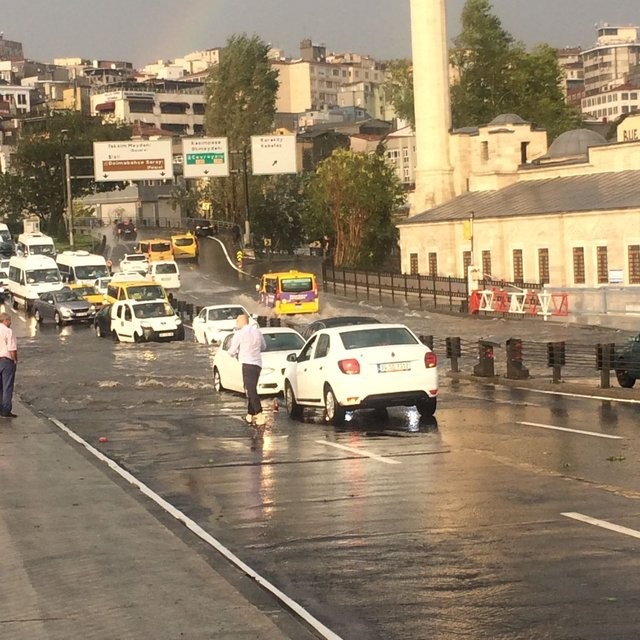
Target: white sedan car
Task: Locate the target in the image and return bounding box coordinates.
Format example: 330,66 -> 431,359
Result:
283,323 -> 438,424
120,253 -> 149,274
192,304 -> 258,345
213,327 -> 305,396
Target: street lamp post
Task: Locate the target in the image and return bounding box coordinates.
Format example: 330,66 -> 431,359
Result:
64,153 -> 74,249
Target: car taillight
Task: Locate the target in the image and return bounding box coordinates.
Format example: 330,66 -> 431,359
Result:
338,358 -> 360,375
313,284 -> 318,299
425,352 -> 438,368
275,291 -> 281,301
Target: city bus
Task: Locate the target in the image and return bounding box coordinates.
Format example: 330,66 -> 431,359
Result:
256,270 -> 319,315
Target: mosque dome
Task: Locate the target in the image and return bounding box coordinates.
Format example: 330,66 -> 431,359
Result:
545,129 -> 607,160
488,113 -> 528,126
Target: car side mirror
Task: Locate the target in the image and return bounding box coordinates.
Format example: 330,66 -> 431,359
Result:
255,284 -> 260,292
286,353 -> 298,362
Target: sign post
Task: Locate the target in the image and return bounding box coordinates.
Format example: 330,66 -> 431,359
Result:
183,138 -> 230,178
93,140 -> 174,182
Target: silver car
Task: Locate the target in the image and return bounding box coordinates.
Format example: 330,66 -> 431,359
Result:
33,289 -> 96,326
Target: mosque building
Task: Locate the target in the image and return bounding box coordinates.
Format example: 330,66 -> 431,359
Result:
401,1 -> 640,291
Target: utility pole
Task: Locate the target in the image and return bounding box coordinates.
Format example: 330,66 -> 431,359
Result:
242,146 -> 251,247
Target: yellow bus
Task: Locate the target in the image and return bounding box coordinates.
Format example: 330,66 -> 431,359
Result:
257,270 -> 319,315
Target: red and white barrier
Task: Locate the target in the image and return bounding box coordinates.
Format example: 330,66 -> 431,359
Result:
472,288 -> 569,319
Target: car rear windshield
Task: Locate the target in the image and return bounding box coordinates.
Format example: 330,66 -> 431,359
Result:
155,263 -> 177,274
151,242 -> 171,252
340,327 -> 418,350
263,332 -> 305,352
126,254 -> 146,262
173,237 -> 194,246
133,302 -> 174,319
281,277 -> 313,293
75,265 -> 109,280
127,285 -> 165,301
208,306 -> 244,321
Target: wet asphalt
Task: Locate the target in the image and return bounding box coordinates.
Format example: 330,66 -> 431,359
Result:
11,239 -> 640,640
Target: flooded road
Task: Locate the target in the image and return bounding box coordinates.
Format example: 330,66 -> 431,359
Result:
12,240 -> 640,639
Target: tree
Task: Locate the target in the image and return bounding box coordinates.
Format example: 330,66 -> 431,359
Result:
0,112 -> 131,236
384,59 -> 415,128
451,0 -> 580,138
204,34 -> 280,226
308,149 -> 404,268
251,174 -> 310,253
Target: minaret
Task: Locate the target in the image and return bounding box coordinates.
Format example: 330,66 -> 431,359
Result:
410,0 -> 455,214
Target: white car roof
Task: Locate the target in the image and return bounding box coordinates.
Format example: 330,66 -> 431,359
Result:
259,327 -> 301,336
317,323 -> 411,335
203,304 -> 248,311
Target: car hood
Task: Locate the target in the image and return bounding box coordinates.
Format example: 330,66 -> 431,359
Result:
56,300 -> 90,311
140,316 -> 180,330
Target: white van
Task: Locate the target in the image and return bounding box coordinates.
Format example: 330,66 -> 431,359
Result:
7,255 -> 63,310
17,232 -> 56,258
0,223 -> 15,257
56,251 -> 109,285
148,260 -> 181,290
109,299 -> 184,343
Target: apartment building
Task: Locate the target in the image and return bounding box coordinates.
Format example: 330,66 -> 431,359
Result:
274,40 -> 390,121
0,82 -> 30,116
91,81 -> 206,136
581,25 -> 640,96
582,83 -> 640,122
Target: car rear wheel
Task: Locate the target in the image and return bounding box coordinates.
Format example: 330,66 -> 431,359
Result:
34,309 -> 42,324
417,397 -> 437,418
616,369 -> 636,388
324,385 -> 346,425
111,330 -> 119,343
213,367 -> 225,392
285,381 -> 303,420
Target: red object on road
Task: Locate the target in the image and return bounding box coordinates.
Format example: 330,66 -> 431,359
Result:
98,437 -> 108,443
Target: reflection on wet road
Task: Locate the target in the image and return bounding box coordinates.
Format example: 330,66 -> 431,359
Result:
12,256 -> 640,640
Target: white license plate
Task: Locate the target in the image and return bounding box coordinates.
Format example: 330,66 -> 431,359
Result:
378,362 -> 411,373
159,331 -> 173,337
75,312 -> 88,317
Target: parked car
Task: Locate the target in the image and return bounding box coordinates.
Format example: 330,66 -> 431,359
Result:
33,288 -> 96,325
192,304 -> 257,345
615,336 -> 640,387
93,304 -> 113,338
301,316 -> 382,340
283,323 -> 438,424
213,327 -> 305,396
109,299 -> 184,343
119,253 -> 149,273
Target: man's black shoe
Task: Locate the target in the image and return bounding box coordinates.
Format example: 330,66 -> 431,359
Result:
1,412 -> 17,418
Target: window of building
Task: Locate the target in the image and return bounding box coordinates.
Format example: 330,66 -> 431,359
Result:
597,246 -> 608,284
482,250 -> 491,277
538,248 -> 550,284
573,247 -> 586,284
481,141 -> 489,162
622,92 -> 629,100
513,249 -> 524,283
629,245 -> 640,284
17,93 -> 26,105
463,251 -> 472,273
632,92 -> 638,100
409,253 -> 418,275
428,252 -> 438,276
623,105 -> 630,114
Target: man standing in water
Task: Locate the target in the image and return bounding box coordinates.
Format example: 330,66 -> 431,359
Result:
228,314 -> 266,426
0,312 -> 18,418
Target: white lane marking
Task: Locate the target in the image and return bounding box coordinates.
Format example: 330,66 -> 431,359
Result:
316,440 -> 402,465
516,387 -> 640,405
49,417 -> 343,640
517,421 -> 623,440
207,236 -> 255,279
562,512 -> 640,541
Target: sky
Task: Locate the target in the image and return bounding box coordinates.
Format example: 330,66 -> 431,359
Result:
2,0 -> 639,66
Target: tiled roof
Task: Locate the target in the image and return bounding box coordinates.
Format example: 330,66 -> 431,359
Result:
400,171 -> 640,225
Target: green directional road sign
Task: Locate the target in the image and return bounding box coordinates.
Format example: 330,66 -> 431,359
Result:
186,152 -> 226,166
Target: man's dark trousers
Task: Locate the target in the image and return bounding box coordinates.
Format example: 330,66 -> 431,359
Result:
0,357 -> 16,415
242,363 -> 262,415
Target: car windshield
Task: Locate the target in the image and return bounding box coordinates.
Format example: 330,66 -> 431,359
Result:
31,244 -> 55,257
208,306 -> 244,321
75,264 -> 109,279
281,277 -> 313,293
133,302 -> 174,319
127,285 -> 165,301
73,286 -> 97,296
174,237 -> 194,247
26,268 -> 61,284
263,332 -> 305,352
155,263 -> 177,274
151,242 -> 171,252
340,327 -> 419,350
53,290 -> 83,303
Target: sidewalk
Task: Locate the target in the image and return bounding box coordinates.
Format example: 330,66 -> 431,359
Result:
0,399 -> 292,640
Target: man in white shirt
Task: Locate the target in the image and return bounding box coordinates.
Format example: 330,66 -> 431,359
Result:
0,312 -> 18,418
228,314 -> 267,426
